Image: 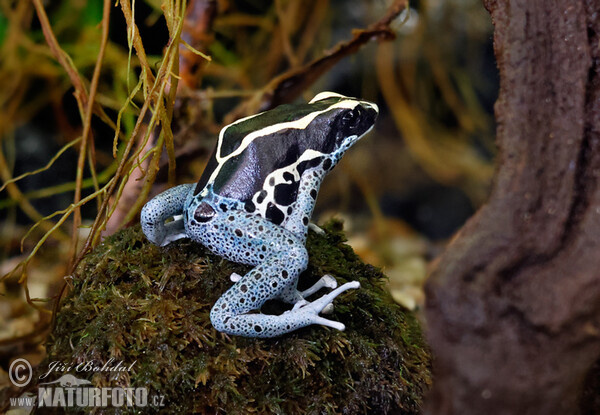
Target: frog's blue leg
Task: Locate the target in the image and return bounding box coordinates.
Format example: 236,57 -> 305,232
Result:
277,166 -> 351,307
190,209 -> 356,337
234,270 -> 338,308
141,183 -> 194,246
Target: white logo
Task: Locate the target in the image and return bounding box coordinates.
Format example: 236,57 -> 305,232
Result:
9,358 -> 32,387
8,358 -> 166,409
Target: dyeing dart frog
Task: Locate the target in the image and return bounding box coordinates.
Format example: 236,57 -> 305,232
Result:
141,92 -> 379,338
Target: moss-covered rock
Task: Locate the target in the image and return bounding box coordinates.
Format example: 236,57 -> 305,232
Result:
41,221 -> 431,414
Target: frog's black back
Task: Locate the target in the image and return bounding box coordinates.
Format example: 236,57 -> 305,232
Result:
193,101 -> 339,203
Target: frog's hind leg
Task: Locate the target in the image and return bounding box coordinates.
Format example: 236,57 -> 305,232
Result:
194,210 -> 356,337
212,270 -> 358,337
233,272 -> 336,299
276,167 -> 350,313
141,183 -> 194,246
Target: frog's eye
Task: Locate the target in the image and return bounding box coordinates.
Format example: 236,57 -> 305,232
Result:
341,108 -> 362,130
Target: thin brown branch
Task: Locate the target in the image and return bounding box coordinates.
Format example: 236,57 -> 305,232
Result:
73,3 -> 187,269
119,0 -> 156,86
31,0 -> 88,112
275,0 -> 300,68
69,0 -> 112,269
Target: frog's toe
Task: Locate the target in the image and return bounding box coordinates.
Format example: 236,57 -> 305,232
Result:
230,272 -> 243,283
321,303 -> 334,314
301,274 -> 338,298
160,233 -> 188,246
308,223 -> 326,235
322,274 -> 337,289
159,219 -> 188,246
291,299 -> 309,311
312,316 -> 345,331
304,281 -> 359,315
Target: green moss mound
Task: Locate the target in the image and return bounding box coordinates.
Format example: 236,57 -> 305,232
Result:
42,221 -> 431,414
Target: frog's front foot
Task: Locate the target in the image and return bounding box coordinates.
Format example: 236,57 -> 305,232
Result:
141,183 -> 194,246
158,215 -> 187,246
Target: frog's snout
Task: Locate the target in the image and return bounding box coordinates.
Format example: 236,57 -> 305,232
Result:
359,102 -> 379,133
365,105 -> 378,125
357,100 -> 378,130
365,101 -> 379,115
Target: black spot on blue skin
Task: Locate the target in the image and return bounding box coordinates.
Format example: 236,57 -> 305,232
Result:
228,216 -> 235,221
287,207 -> 293,214
310,189 -> 317,199
219,203 -> 228,212
245,200 -> 256,213
274,181 -> 299,206
235,229 -> 243,237
302,216 -> 309,226
266,202 -> 285,225
254,325 -> 263,333
282,270 -> 288,278
323,158 -> 332,171
194,202 -> 216,223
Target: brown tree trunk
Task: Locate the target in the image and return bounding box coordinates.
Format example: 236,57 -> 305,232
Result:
424,1 -> 600,414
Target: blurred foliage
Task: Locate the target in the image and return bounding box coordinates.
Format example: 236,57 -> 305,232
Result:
0,0 -> 495,376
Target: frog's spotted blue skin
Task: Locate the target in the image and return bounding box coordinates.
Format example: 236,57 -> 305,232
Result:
141,92 -> 378,338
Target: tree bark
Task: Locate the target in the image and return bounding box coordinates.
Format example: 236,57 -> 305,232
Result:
424,1 -> 600,414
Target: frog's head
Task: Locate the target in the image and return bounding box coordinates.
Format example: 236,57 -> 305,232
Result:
306,91 -> 378,161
